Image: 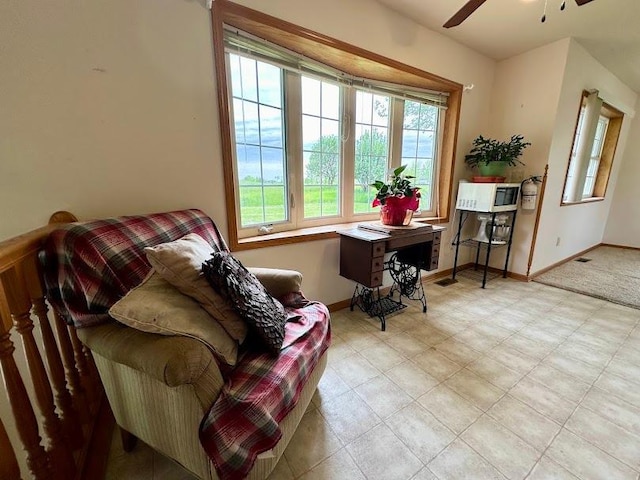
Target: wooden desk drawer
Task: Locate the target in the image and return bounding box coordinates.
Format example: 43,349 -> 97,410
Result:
431,244 -> 440,258
372,242 -> 385,257
370,271 -> 383,287
371,256 -> 384,272
428,257 -> 439,271
387,232 -> 432,251
433,231 -> 441,245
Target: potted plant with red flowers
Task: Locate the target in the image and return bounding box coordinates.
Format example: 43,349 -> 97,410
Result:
371,165 -> 421,226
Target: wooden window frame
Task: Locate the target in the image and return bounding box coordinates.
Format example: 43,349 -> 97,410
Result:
561,90 -> 624,206
211,0 -> 462,251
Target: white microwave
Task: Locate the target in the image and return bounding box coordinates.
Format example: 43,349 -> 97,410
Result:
456,182 -> 520,212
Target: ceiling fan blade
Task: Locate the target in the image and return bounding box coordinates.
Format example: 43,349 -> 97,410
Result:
443,0 -> 488,28
575,0 -> 595,5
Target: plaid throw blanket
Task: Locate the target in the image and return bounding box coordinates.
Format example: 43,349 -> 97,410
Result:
43,209 -> 227,328
199,292 -> 331,480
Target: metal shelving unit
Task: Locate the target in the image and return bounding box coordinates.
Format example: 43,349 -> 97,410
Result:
451,209 -> 518,288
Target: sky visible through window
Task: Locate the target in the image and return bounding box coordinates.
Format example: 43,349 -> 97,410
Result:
229,53 -> 437,225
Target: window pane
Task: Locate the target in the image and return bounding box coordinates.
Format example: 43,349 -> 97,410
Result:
354,90 -> 390,214
229,55 -> 242,99
263,186 -> 286,222
372,95 -> 390,127
322,153 -> 339,185
355,91 -> 373,124
301,77 -> 321,116
259,105 -> 283,148
416,131 -> 434,158
322,82 -> 340,120
402,130 -> 418,157
257,62 -> 282,107
302,76 -> 342,219
304,185 -> 321,217
238,186 -> 264,225
302,115 -> 321,148
233,98 -> 245,144
400,101 -> 438,212
239,57 -> 257,102
262,147 -> 285,183
321,185 -> 339,215
322,119 -> 340,141
229,54 -> 287,226
242,101 -> 259,145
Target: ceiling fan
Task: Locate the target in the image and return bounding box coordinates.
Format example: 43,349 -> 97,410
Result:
443,0 -> 596,28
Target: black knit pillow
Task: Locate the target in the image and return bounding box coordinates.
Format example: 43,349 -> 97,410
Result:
202,252 -> 286,354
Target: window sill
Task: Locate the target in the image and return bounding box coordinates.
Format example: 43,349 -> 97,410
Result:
561,197 -> 604,207
232,217 -> 447,251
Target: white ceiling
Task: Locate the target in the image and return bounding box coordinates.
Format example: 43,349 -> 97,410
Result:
375,0 -> 640,94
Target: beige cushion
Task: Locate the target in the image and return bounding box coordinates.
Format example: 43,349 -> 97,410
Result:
108,272 -> 238,366
247,268 -> 303,298
144,233 -> 248,342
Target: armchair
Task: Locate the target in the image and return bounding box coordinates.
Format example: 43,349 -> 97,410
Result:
44,210 -> 330,480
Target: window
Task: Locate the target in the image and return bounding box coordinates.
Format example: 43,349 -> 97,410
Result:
229,55 -> 287,225
562,90 -> 623,205
400,101 -> 439,211
212,2 -> 462,250
301,77 -> 341,219
582,115 -> 609,198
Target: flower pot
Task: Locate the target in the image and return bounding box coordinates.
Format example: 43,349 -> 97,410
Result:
378,195 -> 420,226
478,161 -> 508,177
380,204 -> 414,226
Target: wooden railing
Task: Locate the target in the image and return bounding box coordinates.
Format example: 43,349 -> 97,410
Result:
0,213 -> 113,480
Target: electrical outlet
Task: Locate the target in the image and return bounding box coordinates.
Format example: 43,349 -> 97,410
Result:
556,237 -> 561,246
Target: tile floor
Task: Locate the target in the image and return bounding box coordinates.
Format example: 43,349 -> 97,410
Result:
105,275 -> 640,480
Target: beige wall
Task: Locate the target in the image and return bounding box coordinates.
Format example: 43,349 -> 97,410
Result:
0,0 -> 229,240
531,39 -> 637,274
0,0 -> 496,306
604,98 -> 640,248
485,38 -> 637,276
486,39 -> 571,276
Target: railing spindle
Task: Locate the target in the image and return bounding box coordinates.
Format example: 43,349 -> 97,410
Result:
52,311 -> 90,427
0,298 -> 51,479
2,268 -> 75,479
0,389 -> 24,480
68,326 -> 98,412
26,256 -> 83,452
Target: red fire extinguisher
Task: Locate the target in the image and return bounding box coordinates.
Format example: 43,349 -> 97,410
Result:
521,176 -> 542,211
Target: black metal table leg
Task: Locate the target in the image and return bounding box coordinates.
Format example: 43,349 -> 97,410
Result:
452,210 -> 464,280
503,210 -> 518,278
351,284 -> 406,331
481,213 -> 497,288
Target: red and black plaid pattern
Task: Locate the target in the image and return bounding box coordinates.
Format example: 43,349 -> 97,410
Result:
199,294 -> 331,480
43,209 -> 227,328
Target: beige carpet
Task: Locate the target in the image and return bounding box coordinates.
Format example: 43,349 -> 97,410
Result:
534,246 -> 640,309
